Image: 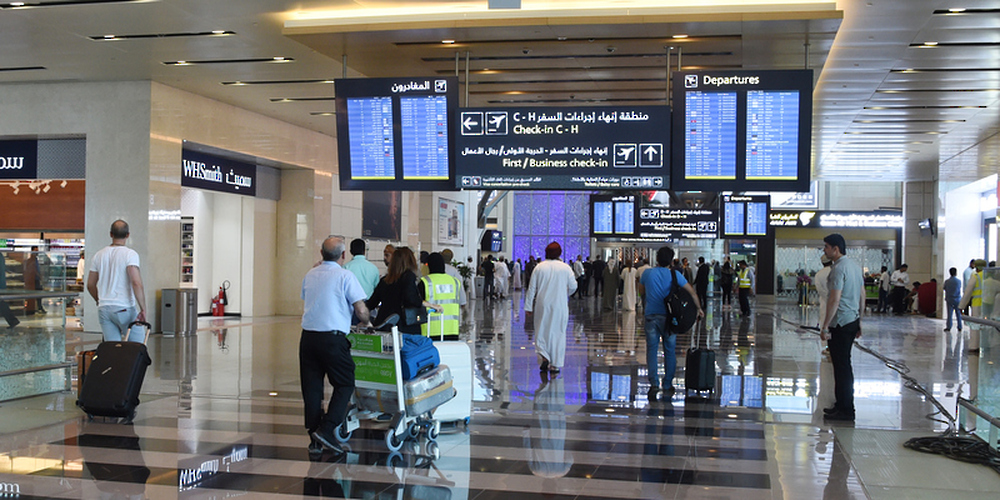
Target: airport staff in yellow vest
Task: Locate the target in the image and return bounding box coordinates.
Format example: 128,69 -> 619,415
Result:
959,259 -> 987,352
421,252 -> 461,340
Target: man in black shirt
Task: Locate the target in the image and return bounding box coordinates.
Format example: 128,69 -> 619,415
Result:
592,257 -> 607,297
694,256 -> 711,310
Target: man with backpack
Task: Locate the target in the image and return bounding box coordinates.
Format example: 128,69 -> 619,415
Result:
637,245 -> 703,401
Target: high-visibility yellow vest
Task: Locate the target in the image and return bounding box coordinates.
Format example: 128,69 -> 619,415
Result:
421,274 -> 461,337
972,271 -> 983,307
739,269 -> 752,288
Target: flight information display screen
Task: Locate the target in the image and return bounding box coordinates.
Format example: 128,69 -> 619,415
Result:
400,95 -> 449,180
590,194 -> 718,240
456,106 -> 669,190
723,201 -> 745,236
721,195 -> 772,239
593,201 -> 614,234
336,77 -> 458,191
685,91 -> 737,179
746,91 -> 799,180
672,70 -> 812,192
615,201 -> 635,235
347,97 -> 395,179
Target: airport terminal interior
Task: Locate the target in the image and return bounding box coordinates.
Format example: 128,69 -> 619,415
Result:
2,0 -> 1000,499
1,294 -> 999,499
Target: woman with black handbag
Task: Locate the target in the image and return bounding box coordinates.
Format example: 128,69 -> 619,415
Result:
366,247 -> 442,334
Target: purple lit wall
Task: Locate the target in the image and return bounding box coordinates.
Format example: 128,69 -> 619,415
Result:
513,192 -> 591,263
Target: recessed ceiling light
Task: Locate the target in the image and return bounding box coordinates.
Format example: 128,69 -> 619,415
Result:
104,34 -> 115,39
211,30 -> 225,35
948,8 -> 966,13
442,39 -> 455,44
672,34 -> 688,39
922,41 -> 938,46
10,2 -> 24,6
272,56 -> 287,62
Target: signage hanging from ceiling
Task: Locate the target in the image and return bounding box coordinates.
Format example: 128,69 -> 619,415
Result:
0,140 -> 38,180
181,149 -> 256,196
671,70 -> 813,192
335,76 -> 458,191
769,210 -> 903,229
590,194 -> 718,240
721,195 -> 772,238
456,106 -> 670,190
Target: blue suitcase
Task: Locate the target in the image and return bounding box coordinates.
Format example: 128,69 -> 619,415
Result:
399,334 -> 440,380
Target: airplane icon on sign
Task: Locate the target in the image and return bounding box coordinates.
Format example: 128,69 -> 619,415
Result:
485,112 -> 508,135
613,143 -> 637,167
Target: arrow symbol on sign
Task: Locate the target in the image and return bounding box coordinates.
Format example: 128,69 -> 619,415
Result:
644,145 -> 659,161
463,116 -> 478,129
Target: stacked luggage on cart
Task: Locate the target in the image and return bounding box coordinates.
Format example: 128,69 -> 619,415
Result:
337,322 -> 457,451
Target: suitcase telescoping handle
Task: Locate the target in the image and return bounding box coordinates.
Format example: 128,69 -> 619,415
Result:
128,321 -> 152,345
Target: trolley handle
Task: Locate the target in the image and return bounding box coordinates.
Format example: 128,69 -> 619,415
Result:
372,313 -> 400,332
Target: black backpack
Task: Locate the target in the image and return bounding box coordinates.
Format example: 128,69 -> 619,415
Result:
664,269 -> 698,334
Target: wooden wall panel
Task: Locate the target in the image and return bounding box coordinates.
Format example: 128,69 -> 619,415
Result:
0,180 -> 85,231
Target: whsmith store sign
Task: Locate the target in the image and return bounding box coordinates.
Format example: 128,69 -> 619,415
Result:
770,210 -> 904,229
0,140 -> 38,180
181,148 -> 256,196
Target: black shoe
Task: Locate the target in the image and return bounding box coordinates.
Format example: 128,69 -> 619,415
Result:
648,387 -> 659,402
310,428 -> 344,454
823,410 -> 855,421
822,406 -> 837,415
308,438 -> 324,458
539,359 -> 549,371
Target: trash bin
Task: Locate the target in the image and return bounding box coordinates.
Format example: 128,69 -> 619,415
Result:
161,288 -> 198,336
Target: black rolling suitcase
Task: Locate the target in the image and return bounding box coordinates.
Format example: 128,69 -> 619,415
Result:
685,321 -> 716,395
77,321 -> 152,422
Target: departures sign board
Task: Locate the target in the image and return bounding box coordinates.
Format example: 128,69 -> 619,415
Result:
456,106 -> 669,190
721,195 -> 771,238
335,77 -> 458,191
591,194 -> 718,240
671,70 -> 813,192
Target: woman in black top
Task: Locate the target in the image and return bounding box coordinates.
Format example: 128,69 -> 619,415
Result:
367,247 -> 441,334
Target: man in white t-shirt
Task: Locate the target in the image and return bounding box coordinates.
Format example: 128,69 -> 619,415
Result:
87,220 -> 147,342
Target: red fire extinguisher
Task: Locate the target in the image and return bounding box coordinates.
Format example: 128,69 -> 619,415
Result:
212,280 -> 230,316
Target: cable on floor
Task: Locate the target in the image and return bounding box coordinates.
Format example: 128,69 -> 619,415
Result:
772,313 -> 1000,476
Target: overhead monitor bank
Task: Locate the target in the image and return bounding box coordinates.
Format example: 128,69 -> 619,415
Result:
336,71 -> 808,193
335,77 -> 459,191
671,70 -> 813,192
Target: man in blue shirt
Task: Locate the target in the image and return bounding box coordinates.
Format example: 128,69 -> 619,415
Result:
820,233 -> 865,422
343,238 -> 380,299
301,236 -> 370,457
638,245 -> 703,401
943,267 -> 963,333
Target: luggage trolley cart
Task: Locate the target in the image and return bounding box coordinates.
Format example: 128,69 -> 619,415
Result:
335,318 -> 456,451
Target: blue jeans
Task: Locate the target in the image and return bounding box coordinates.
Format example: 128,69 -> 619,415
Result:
829,319 -> 860,414
946,300 -> 962,331
98,305 -> 140,342
644,315 -> 677,389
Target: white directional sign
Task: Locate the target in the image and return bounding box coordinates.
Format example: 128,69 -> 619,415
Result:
461,112 -> 483,135
639,143 -> 663,168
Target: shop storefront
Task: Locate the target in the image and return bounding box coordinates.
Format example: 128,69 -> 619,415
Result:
769,210 -> 902,297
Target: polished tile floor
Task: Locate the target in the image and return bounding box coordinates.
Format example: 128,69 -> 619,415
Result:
1,292 -> 999,499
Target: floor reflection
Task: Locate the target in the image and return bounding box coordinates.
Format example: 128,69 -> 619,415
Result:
0,293 -> 996,499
